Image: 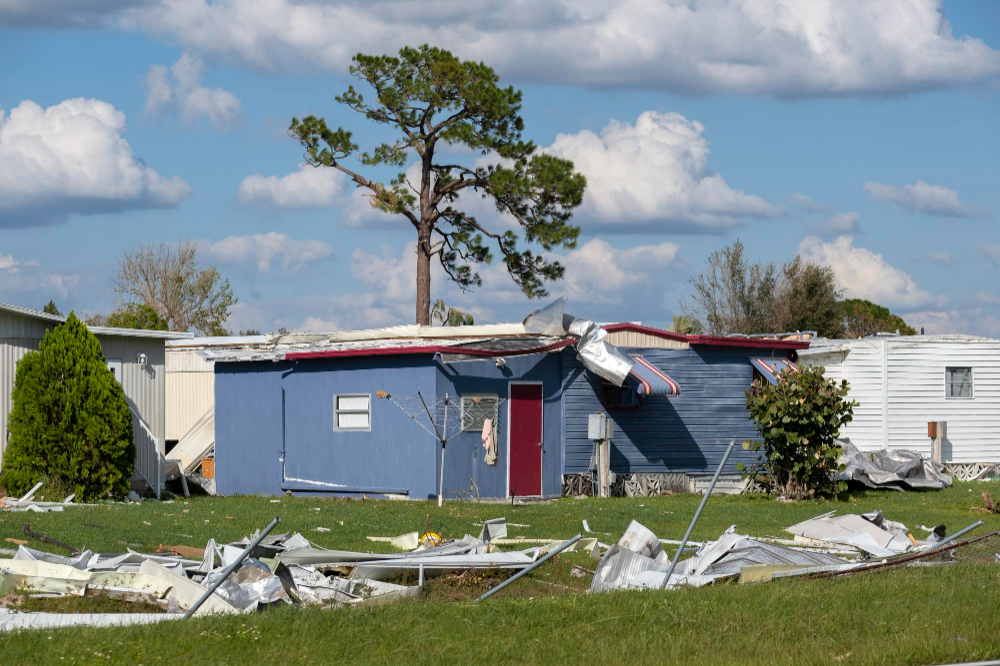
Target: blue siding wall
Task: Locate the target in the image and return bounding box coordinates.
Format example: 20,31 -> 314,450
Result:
215,356 -> 438,497
215,363 -> 286,495
435,352 -> 563,498
564,346 -> 787,476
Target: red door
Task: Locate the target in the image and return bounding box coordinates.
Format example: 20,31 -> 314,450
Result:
509,383 -> 543,496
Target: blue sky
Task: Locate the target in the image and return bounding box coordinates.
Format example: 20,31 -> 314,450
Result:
1,0 -> 998,334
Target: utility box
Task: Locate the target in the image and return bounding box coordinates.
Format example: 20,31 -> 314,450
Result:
588,412 -> 609,440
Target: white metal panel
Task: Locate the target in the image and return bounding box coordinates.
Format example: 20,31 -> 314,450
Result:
165,348 -> 216,441
885,339 -> 1000,463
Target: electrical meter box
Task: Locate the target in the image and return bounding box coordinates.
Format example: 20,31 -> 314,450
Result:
588,412 -> 609,440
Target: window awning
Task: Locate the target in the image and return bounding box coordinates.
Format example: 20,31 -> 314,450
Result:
750,358 -> 800,385
624,355 -> 680,396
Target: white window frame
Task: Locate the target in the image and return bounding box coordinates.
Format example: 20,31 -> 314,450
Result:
334,393 -> 372,431
106,358 -> 123,385
944,366 -> 974,400
460,393 -> 499,432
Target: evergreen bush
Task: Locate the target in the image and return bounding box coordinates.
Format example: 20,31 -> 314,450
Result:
0,313 -> 135,500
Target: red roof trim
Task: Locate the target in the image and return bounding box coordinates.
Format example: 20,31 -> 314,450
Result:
285,338 -> 575,361
604,322 -> 810,350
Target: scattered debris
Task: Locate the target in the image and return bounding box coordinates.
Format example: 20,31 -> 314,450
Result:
837,441 -> 951,490
972,492 -> 999,514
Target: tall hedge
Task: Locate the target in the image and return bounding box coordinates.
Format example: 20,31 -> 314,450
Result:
1,312 -> 135,500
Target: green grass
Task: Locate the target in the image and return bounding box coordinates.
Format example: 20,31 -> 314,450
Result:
1,482 -> 999,665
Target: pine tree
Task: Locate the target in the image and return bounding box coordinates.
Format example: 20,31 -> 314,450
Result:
0,312 -> 135,500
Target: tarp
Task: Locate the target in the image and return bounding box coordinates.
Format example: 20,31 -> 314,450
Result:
836,441 -> 952,490
626,355 -> 680,396
750,358 -> 799,385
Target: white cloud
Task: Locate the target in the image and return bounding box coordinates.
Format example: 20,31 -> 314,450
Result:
789,193 -> 830,213
863,180 -> 979,217
806,211 -> 860,236
102,0 -> 1000,97
0,253 -> 80,298
237,165 -> 345,209
981,243 -> 1000,267
906,308 -> 1000,338
545,111 -> 782,231
0,98 -> 190,226
922,250 -> 955,267
797,235 -> 943,309
200,232 -> 333,272
556,238 -> 681,305
146,52 -> 242,129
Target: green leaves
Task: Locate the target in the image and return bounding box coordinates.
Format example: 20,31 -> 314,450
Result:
288,45 -> 586,322
744,365 -> 857,499
0,313 -> 134,500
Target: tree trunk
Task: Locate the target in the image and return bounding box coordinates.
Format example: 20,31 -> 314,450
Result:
415,226 -> 432,325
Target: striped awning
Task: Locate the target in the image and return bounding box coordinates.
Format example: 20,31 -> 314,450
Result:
625,355 -> 680,396
750,358 -> 800,385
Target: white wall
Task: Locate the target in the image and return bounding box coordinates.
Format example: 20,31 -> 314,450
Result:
802,338 -> 1000,463
165,348 -> 215,441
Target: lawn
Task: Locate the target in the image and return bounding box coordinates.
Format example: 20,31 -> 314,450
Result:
2,481 -> 999,665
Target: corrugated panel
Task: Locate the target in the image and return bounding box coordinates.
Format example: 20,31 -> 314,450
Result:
165,349 -> 215,373
605,331 -> 689,350
0,338 -> 42,461
0,309 -> 52,340
563,346 -> 779,476
96,335 -> 166,487
165,372 -> 215,441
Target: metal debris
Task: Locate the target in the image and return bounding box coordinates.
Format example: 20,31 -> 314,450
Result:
837,441 -> 952,490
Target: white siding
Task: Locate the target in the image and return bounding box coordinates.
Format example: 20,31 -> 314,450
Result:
165,349 -> 215,441
804,337 -> 1000,463
0,310 -> 168,488
885,339 -> 1000,463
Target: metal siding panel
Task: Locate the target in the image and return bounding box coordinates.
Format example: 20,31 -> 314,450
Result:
165,372 -> 215,441
436,353 -> 563,498
96,335 -> 166,487
564,347 -> 776,476
214,363 -> 287,495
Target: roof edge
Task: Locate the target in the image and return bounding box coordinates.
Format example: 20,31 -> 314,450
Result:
604,322 -> 810,350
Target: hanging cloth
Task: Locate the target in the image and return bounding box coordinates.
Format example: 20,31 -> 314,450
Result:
482,417 -> 498,466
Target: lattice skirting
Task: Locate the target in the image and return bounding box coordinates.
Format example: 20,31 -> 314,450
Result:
562,473 -> 691,497
944,462 -> 999,481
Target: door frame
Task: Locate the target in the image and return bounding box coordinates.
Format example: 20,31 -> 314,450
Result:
506,380 -> 544,498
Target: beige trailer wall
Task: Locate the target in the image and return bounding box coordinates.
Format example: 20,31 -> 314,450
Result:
165,349 -> 215,441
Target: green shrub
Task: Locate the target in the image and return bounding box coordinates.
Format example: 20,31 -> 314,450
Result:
742,365 -> 856,499
0,312 -> 135,500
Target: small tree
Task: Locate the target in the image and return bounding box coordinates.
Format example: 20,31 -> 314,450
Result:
113,240 -> 236,335
779,259 -> 844,337
90,304 -> 169,331
431,299 -> 474,326
290,45 -> 586,325
742,365 -> 856,499
0,313 -> 134,500
670,314 -> 703,335
840,299 -> 917,338
42,300 -> 61,316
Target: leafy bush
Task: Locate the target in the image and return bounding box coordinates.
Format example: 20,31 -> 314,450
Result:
0,313 -> 135,500
742,365 -> 856,499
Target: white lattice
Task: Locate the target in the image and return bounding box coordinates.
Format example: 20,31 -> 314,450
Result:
944,462 -> 998,481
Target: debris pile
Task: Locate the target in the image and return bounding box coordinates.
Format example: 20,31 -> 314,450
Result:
0,517 -> 591,631
836,441 -> 952,490
591,512 -> 992,591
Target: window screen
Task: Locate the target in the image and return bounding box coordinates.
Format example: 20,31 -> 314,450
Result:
461,395 -> 499,432
945,367 -> 973,398
601,383 -> 639,408
335,394 -> 371,430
